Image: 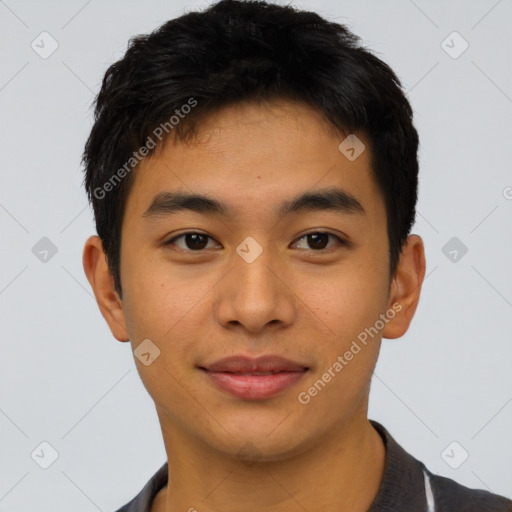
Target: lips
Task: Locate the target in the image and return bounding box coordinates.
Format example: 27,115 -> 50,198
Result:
199,355 -> 309,400
200,355 -> 309,373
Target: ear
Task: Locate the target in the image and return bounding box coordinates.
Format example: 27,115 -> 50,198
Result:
382,234 -> 426,339
82,235 -> 130,342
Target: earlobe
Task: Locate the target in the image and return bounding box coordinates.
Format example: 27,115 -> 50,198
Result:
82,235 -> 130,342
382,234 -> 426,340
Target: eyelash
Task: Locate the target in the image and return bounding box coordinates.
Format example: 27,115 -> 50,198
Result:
164,231 -> 348,253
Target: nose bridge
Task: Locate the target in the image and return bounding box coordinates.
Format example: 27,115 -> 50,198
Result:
233,238 -> 280,308
215,237 -> 296,331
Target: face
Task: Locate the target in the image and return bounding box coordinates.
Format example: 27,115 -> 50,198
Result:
84,98 -> 424,462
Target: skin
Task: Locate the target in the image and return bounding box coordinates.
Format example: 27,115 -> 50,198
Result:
83,99 -> 426,512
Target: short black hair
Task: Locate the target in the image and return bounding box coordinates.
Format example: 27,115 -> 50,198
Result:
82,0 -> 419,299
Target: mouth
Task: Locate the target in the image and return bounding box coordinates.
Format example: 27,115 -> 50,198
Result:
198,355 -> 309,400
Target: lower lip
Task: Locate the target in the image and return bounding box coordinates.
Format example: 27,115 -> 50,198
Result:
200,369 -> 307,400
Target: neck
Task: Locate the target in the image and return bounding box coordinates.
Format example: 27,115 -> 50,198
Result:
152,412 -> 386,512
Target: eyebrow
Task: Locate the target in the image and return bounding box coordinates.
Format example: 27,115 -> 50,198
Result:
141,187 -> 366,221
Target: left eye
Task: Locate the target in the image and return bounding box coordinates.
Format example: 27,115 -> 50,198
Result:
165,232 -> 345,252
294,232 -> 345,251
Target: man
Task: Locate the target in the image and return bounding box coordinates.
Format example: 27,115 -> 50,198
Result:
81,1 -> 512,510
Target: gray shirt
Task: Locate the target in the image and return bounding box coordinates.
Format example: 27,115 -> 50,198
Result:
113,420 -> 512,511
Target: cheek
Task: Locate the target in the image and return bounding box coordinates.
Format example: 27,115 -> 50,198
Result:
121,268 -> 208,401
295,258 -> 390,346
120,249 -> 215,339
294,269 -> 385,413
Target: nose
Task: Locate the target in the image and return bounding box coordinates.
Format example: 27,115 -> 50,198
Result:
214,244 -> 297,334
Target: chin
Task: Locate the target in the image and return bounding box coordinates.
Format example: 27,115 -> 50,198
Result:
204,416 -> 315,463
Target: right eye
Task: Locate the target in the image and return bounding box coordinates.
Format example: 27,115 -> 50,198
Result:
164,232 -> 221,252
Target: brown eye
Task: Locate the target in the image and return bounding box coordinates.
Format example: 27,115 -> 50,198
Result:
293,232 -> 346,251
165,232 -> 218,251
164,231 -> 347,253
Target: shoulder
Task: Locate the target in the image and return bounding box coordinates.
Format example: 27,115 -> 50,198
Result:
369,419 -> 511,512
112,463 -> 168,512
427,470 -> 512,512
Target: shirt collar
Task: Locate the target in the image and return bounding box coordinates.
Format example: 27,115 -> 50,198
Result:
121,419 -> 428,511
368,419 -> 428,511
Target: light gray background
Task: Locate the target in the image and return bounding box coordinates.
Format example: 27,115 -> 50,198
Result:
1,0 -> 511,510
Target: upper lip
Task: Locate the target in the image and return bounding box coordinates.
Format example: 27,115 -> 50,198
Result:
200,355 -> 309,373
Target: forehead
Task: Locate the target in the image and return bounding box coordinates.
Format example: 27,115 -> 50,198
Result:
122,99 -> 384,225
